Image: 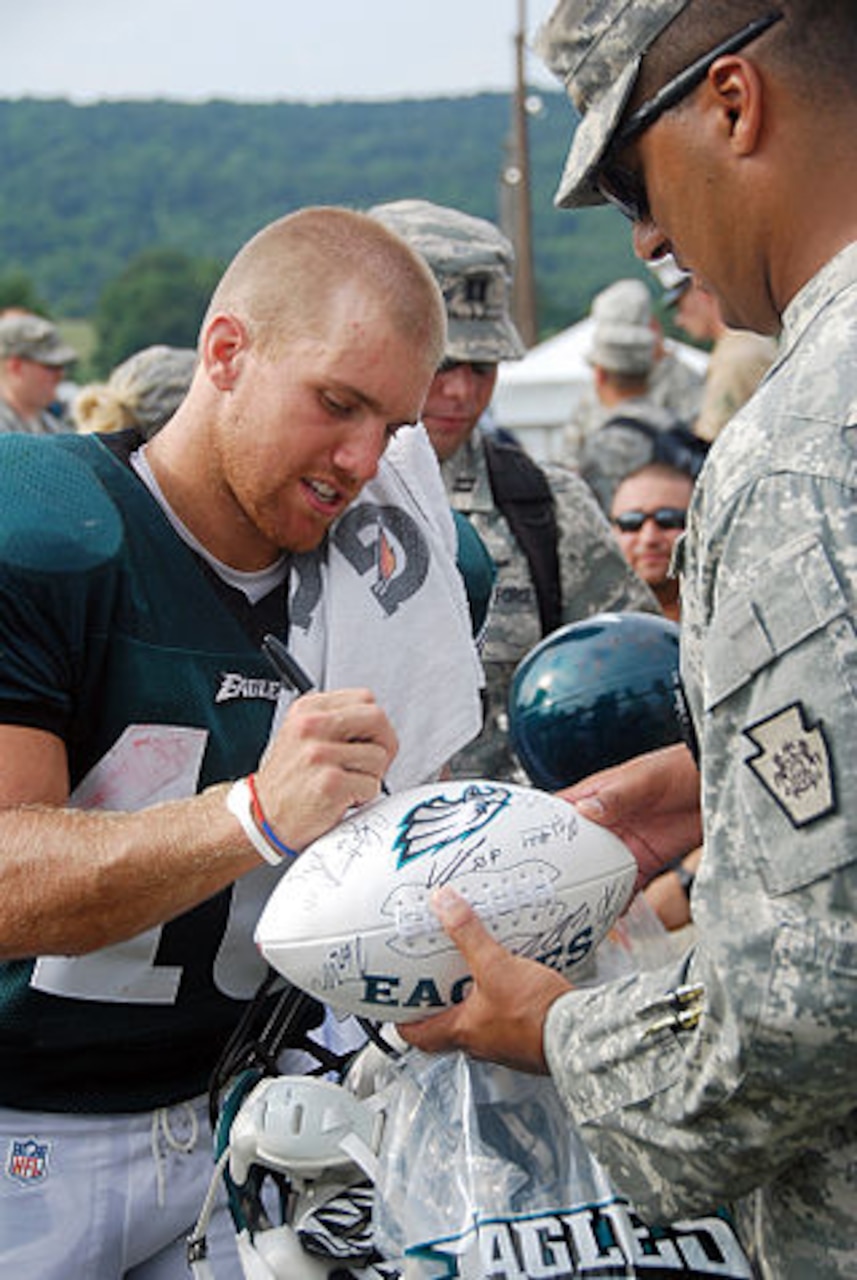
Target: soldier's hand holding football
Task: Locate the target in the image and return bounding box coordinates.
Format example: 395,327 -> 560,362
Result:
562,743 -> 702,889
400,885 -> 572,1072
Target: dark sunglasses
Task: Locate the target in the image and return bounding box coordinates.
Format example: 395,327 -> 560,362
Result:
597,11 -> 783,223
612,506 -> 687,534
437,359 -> 496,377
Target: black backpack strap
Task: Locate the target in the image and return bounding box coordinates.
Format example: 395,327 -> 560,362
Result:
600,413 -> 660,442
482,434 -> 562,636
600,414 -> 709,478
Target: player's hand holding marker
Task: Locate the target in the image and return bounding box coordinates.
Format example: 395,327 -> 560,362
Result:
229,634 -> 398,867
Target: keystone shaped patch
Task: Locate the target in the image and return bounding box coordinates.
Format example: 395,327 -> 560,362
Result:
744,702 -> 835,828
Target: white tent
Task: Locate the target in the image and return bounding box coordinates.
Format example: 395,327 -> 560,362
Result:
492,318 -> 709,464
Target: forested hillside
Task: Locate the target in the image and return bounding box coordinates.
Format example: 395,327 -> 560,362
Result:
0,93 -> 644,337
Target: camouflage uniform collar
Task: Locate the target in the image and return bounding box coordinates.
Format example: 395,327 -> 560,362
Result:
778,241 -> 857,367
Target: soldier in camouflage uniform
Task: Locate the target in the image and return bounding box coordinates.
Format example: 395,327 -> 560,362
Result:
401,3 -> 857,1277
370,198 -> 660,781
562,276 -> 703,470
575,280 -> 684,509
0,313 -> 77,435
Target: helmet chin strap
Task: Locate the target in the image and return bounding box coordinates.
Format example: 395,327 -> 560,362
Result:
186,1147 -> 231,1280
190,1212 -> 331,1280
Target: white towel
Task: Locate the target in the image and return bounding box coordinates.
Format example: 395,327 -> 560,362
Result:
274,425 -> 484,790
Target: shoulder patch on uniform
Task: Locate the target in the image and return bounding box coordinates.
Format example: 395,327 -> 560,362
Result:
743,702 -> 836,828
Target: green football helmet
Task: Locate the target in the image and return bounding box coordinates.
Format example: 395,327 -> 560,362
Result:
509,612 -> 691,790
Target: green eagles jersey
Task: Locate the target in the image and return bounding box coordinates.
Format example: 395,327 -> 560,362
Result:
0,433 -> 289,1112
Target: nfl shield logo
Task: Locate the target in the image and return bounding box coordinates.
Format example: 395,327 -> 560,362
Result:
6,1136 -> 50,1186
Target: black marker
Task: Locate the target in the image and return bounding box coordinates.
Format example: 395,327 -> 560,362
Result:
262,633 -> 390,794
262,633 -> 314,694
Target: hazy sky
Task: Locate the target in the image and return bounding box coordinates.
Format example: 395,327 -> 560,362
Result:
3,1 -> 563,103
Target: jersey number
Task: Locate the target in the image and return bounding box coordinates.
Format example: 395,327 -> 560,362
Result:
31,725 -> 272,1004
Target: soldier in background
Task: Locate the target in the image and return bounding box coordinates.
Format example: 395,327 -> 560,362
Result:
575,285 -> 684,509
562,276 -> 703,468
673,276 -> 778,443
370,198 -> 660,781
0,313 -> 77,435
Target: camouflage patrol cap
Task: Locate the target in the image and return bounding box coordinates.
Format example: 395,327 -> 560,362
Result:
534,0 -> 691,209
368,199 -> 526,362
589,319 -> 655,375
74,344 -> 197,440
591,278 -> 652,327
0,313 -> 78,366
588,278 -> 654,374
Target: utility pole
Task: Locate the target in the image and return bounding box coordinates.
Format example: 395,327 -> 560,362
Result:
509,0 -> 538,347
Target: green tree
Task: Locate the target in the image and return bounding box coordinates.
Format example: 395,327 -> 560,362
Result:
93,247 -> 222,375
0,270 -> 50,316
0,95 -> 652,342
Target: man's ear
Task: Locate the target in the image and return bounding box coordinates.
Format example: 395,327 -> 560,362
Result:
201,313 -> 248,390
709,55 -> 765,157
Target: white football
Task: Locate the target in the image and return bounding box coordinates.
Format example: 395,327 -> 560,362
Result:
255,779 -> 636,1024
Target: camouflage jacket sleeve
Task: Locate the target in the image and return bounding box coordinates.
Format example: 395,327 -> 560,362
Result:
544,462 -> 661,620
542,250 -> 857,1267
544,458 -> 857,1239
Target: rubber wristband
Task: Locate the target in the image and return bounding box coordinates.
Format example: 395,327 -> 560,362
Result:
226,778 -> 283,867
246,773 -> 299,862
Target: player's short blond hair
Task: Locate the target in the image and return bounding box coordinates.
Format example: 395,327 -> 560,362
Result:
204,206 -> 447,368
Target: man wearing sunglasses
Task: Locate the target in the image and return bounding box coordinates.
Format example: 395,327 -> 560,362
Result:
611,461 -> 702,936
609,461 -> 694,624
401,3 -> 857,1276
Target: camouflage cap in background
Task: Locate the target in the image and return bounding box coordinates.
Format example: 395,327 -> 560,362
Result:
587,277 -> 654,375
368,199 -> 526,363
0,313 -> 78,366
109,345 -> 197,438
74,345 -> 197,440
534,0 -> 691,209
589,319 -> 654,376
591,278 -> 652,328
